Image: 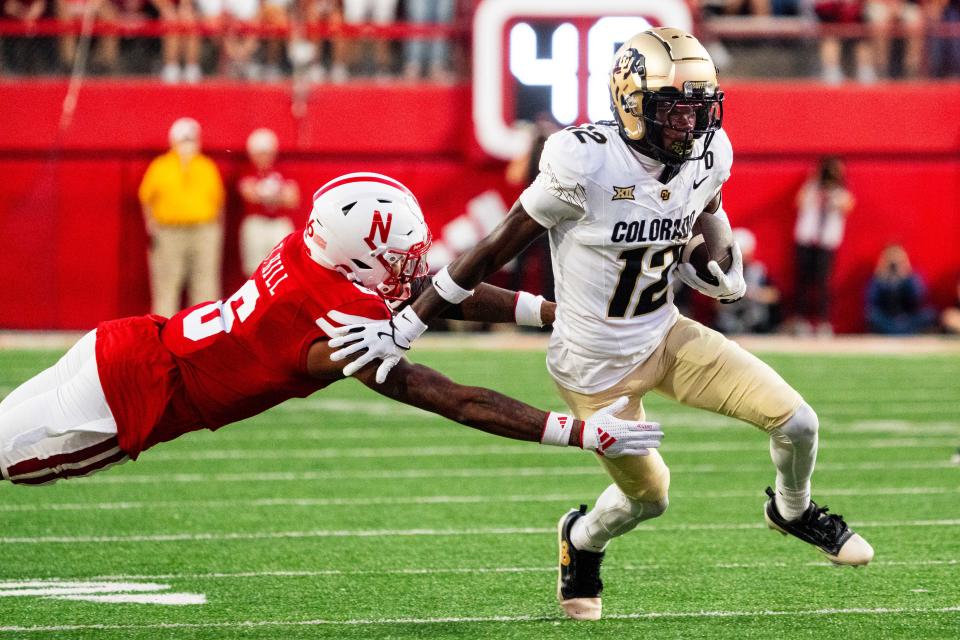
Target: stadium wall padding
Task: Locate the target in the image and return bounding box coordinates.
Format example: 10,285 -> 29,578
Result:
0,80 -> 958,331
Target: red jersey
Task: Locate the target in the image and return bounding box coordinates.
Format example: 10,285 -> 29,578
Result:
95,231 -> 390,458
239,166 -> 298,220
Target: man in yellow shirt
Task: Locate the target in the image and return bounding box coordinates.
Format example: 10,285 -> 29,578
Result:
139,118 -> 225,317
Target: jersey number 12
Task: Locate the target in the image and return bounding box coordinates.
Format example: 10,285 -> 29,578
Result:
607,246 -> 680,318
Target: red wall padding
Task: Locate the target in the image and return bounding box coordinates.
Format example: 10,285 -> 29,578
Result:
0,80 -> 958,331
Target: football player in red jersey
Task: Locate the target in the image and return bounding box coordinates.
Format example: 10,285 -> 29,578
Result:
0,173 -> 663,485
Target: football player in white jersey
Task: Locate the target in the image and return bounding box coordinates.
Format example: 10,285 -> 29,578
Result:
326,28 -> 874,620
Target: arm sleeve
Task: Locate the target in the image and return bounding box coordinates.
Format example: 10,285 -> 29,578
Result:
518,130 -> 591,229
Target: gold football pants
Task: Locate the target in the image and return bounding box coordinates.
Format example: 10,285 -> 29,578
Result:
556,316 -> 803,503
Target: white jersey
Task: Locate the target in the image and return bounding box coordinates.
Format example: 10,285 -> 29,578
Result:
519,122 -> 733,393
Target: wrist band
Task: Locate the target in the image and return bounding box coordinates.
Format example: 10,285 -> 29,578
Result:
394,305 -> 428,343
541,412 -> 575,447
432,266 -> 475,304
514,291 -> 545,327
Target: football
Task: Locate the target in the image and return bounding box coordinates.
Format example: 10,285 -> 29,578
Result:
680,213 -> 734,286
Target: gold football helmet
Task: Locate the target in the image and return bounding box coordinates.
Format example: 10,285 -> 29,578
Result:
609,28 -> 724,165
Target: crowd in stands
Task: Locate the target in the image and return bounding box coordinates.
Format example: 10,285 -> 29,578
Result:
3,0 -> 960,80
695,0 -> 960,81
0,0 -> 459,82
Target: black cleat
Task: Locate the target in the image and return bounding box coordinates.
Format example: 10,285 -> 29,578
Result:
764,486 -> 873,566
557,504 -> 604,620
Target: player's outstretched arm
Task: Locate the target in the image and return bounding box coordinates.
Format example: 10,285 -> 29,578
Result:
404,276 -> 555,327
412,202 -> 548,323
306,340 -> 661,456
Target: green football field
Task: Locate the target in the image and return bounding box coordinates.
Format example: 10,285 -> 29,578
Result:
0,346 -> 958,639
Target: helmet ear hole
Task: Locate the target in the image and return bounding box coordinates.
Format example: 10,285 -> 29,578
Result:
351,259 -> 372,270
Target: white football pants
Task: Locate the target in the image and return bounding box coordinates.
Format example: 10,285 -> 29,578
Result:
0,330 -> 127,485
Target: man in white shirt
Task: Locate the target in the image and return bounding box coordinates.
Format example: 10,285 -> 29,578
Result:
326,28 -> 874,620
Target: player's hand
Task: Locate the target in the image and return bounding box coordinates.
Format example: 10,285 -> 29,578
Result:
676,242 -> 747,303
321,307 -> 427,383
580,397 -> 664,458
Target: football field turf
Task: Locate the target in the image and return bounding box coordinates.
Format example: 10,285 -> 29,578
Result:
0,345 -> 958,639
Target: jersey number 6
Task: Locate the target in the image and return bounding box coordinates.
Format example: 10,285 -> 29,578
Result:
182,280 -> 261,341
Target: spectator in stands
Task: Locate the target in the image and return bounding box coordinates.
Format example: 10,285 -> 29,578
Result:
814,0 -> 877,83
941,276 -> 960,334
224,0 -> 263,80
157,0 -> 202,83
341,0 -> 396,79
928,0 -> 960,77
238,128 -> 300,275
3,0 -> 45,27
714,228 -> 781,334
289,0 -> 346,83
505,112 -> 559,304
865,244 -> 937,334
194,0 -> 261,80
139,118 -> 225,317
403,0 -> 455,82
261,0 -> 292,80
697,0 -> 803,15
866,0 -> 925,78
54,0 -> 119,73
2,0 -> 47,74
792,155 -> 855,336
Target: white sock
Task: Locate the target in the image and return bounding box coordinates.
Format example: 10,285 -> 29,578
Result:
769,403 -> 819,521
570,484 -> 667,552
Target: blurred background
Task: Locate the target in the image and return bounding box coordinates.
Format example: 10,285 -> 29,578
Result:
0,0 -> 958,336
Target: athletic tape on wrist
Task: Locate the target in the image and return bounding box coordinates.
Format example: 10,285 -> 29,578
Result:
514,291 -> 545,327
432,266 -> 475,304
541,412 -> 575,447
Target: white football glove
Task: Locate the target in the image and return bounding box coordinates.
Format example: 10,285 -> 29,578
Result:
320,307 -> 427,383
580,397 -> 664,458
676,241 -> 747,303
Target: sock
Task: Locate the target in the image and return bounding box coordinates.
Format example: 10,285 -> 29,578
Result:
769,403 -> 819,521
570,484 -> 668,553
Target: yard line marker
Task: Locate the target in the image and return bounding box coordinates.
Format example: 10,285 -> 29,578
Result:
0,581 -> 206,606
1,519 -> 958,545
2,486 -> 956,514
1,606 -> 959,632
9,559 -> 956,584
78,459 -> 960,485
140,438 -> 960,462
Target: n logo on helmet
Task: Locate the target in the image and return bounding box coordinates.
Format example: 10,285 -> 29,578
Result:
365,211 -> 393,250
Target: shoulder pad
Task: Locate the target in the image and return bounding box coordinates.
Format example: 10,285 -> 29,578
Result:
539,127 -> 608,184
710,128 -> 733,184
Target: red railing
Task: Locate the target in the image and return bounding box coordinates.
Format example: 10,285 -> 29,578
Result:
0,18 -> 467,39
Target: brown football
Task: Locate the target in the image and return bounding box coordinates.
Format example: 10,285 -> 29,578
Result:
680,213 -> 734,286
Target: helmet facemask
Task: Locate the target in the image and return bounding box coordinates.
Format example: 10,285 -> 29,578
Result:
631,87 -> 724,166
375,235 -> 431,301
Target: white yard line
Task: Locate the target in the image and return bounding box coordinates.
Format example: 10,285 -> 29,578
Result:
139,438 -> 960,462
8,559 -> 957,584
1,519 -> 958,545
2,486 -> 955,514
77,459 -> 960,485
1,606 -> 959,632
